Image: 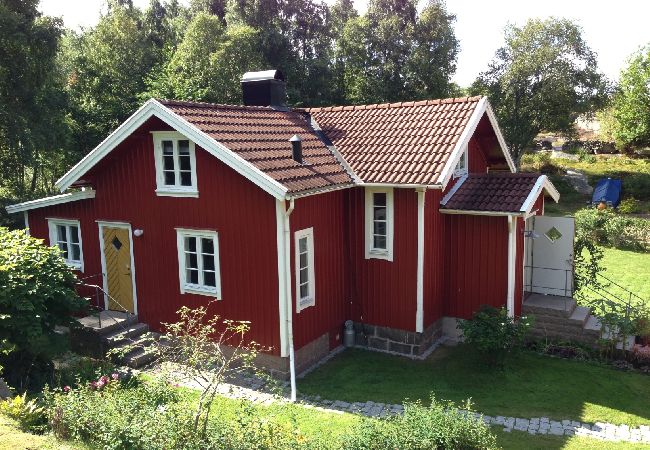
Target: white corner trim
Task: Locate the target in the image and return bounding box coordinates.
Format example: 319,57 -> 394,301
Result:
364,187 -> 394,261
506,215 -> 517,318
275,200 -> 289,357
519,175 -> 561,214
440,174 -> 467,206
55,99 -> 289,200
415,188 -> 426,333
48,218 -> 84,272
97,221 -> 139,314
23,211 -> 29,235
6,189 -> 96,214
294,227 -> 316,313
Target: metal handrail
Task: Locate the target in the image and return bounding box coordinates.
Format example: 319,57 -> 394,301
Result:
595,272 -> 648,305
524,265 -> 574,298
75,275 -> 135,330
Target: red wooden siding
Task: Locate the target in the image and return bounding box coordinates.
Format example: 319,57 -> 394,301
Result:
28,118 -> 282,355
347,187 -> 418,332
289,190 -> 348,350
423,189 -> 444,327
442,214 -> 508,318
468,136 -> 489,174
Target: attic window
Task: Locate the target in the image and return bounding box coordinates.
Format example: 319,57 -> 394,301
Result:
152,131 -> 198,197
453,143 -> 468,178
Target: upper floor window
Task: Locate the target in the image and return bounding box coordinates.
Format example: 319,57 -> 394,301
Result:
152,131 -> 198,197
48,219 -> 84,271
176,228 -> 221,298
365,188 -> 394,261
294,227 -> 315,312
453,143 -> 468,178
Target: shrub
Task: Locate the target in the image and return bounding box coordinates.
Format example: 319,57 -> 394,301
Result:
618,197 -> 641,214
342,396 -> 498,450
0,228 -> 87,379
0,393 -> 47,433
631,345 -> 650,365
458,306 -> 532,367
520,151 -> 554,173
574,208 -> 650,251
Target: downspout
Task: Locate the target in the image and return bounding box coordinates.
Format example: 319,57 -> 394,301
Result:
416,187 -> 427,333
506,215 -> 516,317
283,197 -> 296,401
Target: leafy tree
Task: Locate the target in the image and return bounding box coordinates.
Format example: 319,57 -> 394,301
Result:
329,0 -> 358,104
609,45 -> 650,149
472,18 -> 608,161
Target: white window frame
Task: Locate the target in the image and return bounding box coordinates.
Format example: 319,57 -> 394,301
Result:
152,131 -> 198,197
294,227 -> 315,312
364,188 -> 394,261
453,143 -> 468,178
47,218 -> 84,271
176,228 -> 221,298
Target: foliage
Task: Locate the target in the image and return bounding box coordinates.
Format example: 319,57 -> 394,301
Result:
574,208 -> 650,251
0,228 -> 86,377
0,393 -> 47,433
573,223 -> 605,293
585,296 -> 648,356
610,45 -> 650,149
342,396 -> 497,450
631,344 -> 650,365
618,197 -> 641,214
519,151 -> 554,173
472,18 -> 608,161
458,306 -> 532,367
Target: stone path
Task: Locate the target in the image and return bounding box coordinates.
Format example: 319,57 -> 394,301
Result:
151,366 -> 650,444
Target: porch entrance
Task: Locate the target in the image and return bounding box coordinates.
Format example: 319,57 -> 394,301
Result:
524,216 -> 575,297
99,222 -> 136,314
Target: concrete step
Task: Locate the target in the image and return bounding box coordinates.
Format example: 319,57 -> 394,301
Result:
568,306 -> 591,327
523,294 -> 576,318
103,323 -> 150,348
584,315 -> 602,332
77,311 -> 139,336
123,347 -> 157,369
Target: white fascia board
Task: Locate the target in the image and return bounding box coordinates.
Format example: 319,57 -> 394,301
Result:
56,99 -> 289,200
440,208 -> 525,217
440,174 -> 467,206
360,182 -> 442,189
519,175 -> 560,214
5,189 -> 96,214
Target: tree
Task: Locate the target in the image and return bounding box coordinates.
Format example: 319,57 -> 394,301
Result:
609,45 -> 650,149
472,18 -> 608,161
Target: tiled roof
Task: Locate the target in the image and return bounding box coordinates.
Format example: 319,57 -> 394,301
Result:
306,97 -> 483,185
441,173 -> 542,213
160,99 -> 354,194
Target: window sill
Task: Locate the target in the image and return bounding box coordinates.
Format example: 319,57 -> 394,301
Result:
65,261 -> 83,272
297,297 -> 315,313
156,189 -> 199,198
366,249 -> 393,261
181,286 -> 220,299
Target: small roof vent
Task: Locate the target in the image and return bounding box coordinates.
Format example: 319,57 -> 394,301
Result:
241,69 -> 286,108
290,134 -> 303,164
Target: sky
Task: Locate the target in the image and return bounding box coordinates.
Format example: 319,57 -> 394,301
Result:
39,0 -> 650,87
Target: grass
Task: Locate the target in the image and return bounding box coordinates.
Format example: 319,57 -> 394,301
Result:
599,246 -> 650,303
492,428 -> 650,450
0,414 -> 89,450
544,175 -> 590,216
299,346 -> 650,427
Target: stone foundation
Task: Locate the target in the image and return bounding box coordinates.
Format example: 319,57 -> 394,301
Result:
254,332 -> 331,380
353,319 -> 442,357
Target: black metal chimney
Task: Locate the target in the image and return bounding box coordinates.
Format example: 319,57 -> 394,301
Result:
241,70 -> 286,108
290,134 -> 302,164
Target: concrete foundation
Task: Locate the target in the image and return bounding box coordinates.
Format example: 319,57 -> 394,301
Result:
352,319 -> 443,357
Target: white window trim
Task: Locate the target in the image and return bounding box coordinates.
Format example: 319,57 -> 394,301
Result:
152,131 -> 198,197
175,228 -> 222,299
364,187 -> 394,261
453,142 -> 468,179
47,218 -> 84,271
294,227 -> 315,312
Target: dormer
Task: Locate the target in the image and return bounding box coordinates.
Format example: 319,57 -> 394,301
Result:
151,131 -> 198,197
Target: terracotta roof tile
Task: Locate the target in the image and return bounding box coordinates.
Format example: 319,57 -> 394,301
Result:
441,173 -> 541,213
160,99 -> 354,194
306,97 -> 483,185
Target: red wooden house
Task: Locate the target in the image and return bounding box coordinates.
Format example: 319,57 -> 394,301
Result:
7,70 -> 562,381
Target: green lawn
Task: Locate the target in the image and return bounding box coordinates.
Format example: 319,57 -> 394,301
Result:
493,428 -> 650,450
0,414 -> 89,450
599,246 -> 650,303
298,346 -> 650,427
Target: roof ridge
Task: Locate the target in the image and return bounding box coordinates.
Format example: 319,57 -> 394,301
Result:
156,98 -> 276,112
305,96 -> 484,113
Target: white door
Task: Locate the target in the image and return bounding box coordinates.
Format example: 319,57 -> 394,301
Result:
526,216 -> 575,297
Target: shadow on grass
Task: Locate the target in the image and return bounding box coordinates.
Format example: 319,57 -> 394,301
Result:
298,345 -> 650,426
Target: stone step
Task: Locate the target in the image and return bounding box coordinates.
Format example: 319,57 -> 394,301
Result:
123,347 -> 157,369
77,311 -> 139,337
103,323 -> 150,348
568,306 -> 591,327
523,295 -> 577,319
584,315 -> 602,332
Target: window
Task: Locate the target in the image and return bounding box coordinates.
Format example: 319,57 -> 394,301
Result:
453,143 -> 468,178
176,229 -> 221,298
365,188 -> 394,261
153,131 -> 198,197
48,219 -> 83,270
294,228 -> 315,311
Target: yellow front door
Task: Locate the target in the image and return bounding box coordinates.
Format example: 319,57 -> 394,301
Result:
102,226 -> 135,313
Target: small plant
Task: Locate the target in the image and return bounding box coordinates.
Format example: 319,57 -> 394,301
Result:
458,306 -> 533,367
0,393 -> 47,433
618,197 -> 640,214
631,345 -> 650,365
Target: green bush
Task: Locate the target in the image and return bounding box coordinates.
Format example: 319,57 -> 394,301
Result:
0,393 -> 48,433
342,396 -> 497,450
458,306 -> 532,367
618,197 -> 641,214
574,208 -> 650,251
520,151 -> 554,173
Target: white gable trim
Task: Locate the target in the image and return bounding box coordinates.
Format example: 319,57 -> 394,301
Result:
438,97 -> 516,190
55,99 -> 289,200
520,175 -> 560,214
440,174 -> 467,206
6,189 -> 96,214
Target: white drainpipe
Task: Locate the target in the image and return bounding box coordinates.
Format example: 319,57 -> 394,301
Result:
283,197 -> 296,401
507,215 -> 516,317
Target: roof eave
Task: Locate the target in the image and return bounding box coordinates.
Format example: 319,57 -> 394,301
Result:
5,189 -> 96,214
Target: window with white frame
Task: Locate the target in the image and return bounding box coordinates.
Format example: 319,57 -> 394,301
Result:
176,229 -> 221,298
48,219 -> 83,270
365,188 -> 394,261
153,131 -> 198,196
453,143 -> 468,178
294,227 -> 315,311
